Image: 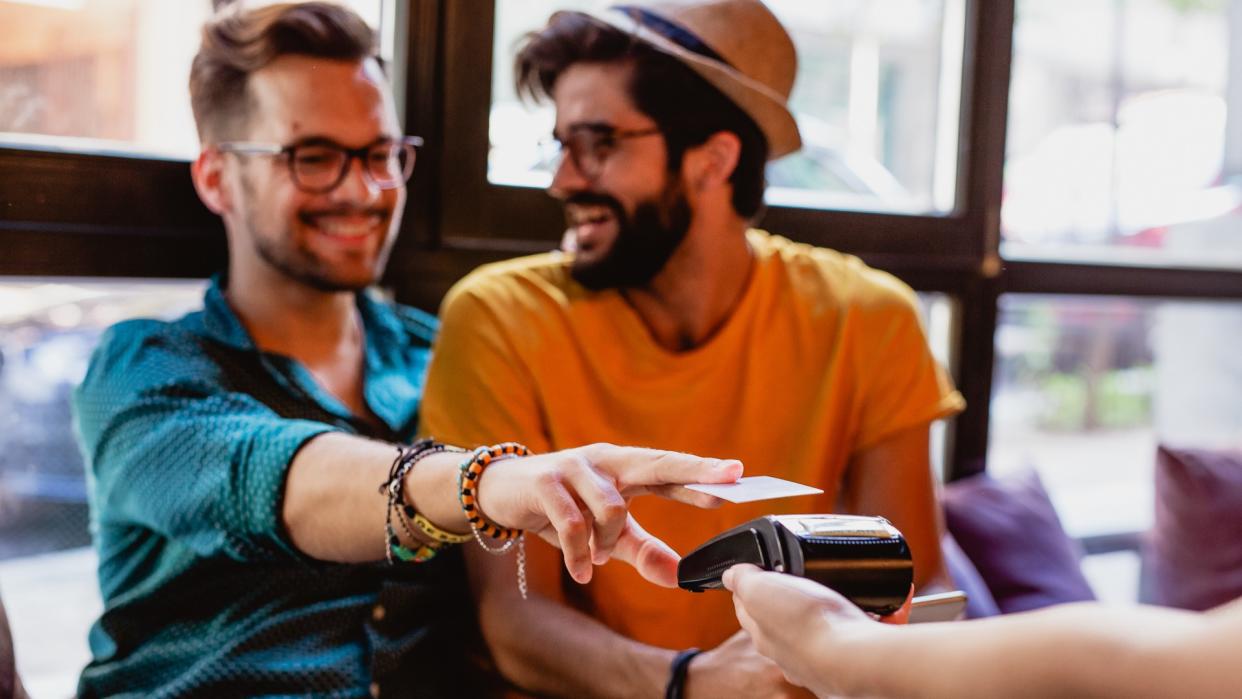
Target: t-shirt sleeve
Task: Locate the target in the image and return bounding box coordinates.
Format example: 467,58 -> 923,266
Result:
851,281 -> 965,452
418,279 -> 552,453
73,322 -> 338,563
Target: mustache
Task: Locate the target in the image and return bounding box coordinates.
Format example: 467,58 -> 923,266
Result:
563,191 -> 624,211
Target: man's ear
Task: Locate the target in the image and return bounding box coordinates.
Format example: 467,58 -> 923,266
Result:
685,131 -> 742,192
191,147 -> 231,215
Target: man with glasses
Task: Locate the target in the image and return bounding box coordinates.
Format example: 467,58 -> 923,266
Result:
420,1 -> 965,697
72,3 -> 746,697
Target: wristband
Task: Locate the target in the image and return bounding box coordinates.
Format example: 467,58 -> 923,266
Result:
665,647 -> 702,699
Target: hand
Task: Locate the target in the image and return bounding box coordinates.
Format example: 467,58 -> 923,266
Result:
684,629 -> 815,699
723,564 -> 908,696
475,443 -> 742,586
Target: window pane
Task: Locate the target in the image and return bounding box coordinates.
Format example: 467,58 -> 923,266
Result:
0,0 -> 389,160
918,292 -> 958,481
989,294 -> 1242,600
0,279 -> 204,697
1004,0 -> 1242,268
490,0 -> 965,214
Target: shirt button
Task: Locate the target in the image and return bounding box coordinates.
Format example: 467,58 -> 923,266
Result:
371,604 -> 386,622
370,681 -> 381,698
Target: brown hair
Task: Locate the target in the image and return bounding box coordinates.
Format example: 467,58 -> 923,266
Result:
189,1 -> 379,143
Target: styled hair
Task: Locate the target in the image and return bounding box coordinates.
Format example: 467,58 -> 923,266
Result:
515,12 -> 768,219
189,2 -> 379,143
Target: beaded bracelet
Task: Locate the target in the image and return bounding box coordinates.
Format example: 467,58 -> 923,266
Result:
380,440 -> 466,565
458,442 -> 531,597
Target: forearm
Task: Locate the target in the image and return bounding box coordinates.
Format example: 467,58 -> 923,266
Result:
282,434 -> 471,562
843,425 -> 947,591
469,549 -> 673,699
826,603 -> 1225,699
485,594 -> 674,698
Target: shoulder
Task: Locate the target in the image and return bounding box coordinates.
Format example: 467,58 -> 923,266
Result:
439,251 -> 578,320
93,314 -> 207,362
371,295 -> 439,347
84,312 -> 230,391
753,230 -> 922,318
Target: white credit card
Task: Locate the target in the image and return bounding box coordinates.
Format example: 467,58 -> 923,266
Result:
685,476 -> 824,503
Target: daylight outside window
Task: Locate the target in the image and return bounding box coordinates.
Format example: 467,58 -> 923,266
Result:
0,279 -> 205,697
988,294 -> 1242,601
1004,0 -> 1242,268
0,0 -> 391,160
490,0 -> 965,215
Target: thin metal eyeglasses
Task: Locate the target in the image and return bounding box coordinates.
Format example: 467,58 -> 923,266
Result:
216,135 -> 424,194
542,124 -> 662,180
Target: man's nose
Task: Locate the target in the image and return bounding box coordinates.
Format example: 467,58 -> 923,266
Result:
548,151 -> 589,200
331,155 -> 382,203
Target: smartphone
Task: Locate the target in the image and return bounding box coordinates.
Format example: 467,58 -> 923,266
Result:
908,591 -> 968,623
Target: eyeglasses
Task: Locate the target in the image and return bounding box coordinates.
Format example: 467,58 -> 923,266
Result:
216,136 -> 423,194
543,124 -> 662,181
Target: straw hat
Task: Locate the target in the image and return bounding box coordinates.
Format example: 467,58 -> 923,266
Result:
578,0 -> 802,159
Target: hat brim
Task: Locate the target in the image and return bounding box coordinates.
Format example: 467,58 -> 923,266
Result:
577,7 -> 802,160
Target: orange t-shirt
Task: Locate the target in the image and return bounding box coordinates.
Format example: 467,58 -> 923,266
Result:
420,230 -> 963,650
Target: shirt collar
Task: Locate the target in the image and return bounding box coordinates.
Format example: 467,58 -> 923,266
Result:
200,274 -> 413,350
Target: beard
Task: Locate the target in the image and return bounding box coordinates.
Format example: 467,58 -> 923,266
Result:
240,173 -> 394,293
567,177 -> 692,291
249,212 -> 390,293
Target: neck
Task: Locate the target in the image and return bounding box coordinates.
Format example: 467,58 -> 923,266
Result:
225,259 -> 362,361
622,218 -> 754,352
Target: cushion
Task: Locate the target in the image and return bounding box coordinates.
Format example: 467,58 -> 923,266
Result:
943,470 -> 1096,613
1146,445 -> 1242,611
941,532 -> 1001,618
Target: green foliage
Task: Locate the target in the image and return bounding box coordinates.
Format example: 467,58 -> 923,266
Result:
1164,0 -> 1227,14
1037,366 -> 1154,431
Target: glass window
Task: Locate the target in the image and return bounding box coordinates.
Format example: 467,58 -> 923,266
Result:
1004,0 -> 1242,268
918,292 -> 958,481
490,0 -> 966,214
0,279 -> 205,698
988,294 -> 1242,600
0,0 -> 391,160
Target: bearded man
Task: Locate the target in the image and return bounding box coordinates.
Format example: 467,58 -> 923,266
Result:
419,1 -> 964,697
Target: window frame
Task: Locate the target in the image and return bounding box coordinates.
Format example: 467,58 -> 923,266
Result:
3,0 -> 1240,488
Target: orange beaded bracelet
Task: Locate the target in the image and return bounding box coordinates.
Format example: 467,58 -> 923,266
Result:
459,442 -> 531,598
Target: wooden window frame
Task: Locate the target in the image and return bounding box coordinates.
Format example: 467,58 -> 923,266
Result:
3,0 -> 1240,482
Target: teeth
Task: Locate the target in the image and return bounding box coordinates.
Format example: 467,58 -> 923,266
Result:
567,206 -> 613,227
314,215 -> 381,237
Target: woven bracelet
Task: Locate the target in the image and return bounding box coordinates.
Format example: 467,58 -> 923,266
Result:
380,440 -> 465,565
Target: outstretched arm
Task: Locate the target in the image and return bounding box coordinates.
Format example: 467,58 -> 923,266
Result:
725,564 -> 1242,699
285,437 -> 742,580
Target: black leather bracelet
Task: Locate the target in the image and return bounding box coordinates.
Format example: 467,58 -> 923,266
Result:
664,647 -> 702,699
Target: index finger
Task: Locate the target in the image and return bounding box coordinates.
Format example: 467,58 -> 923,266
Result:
582,445 -> 742,487
619,483 -> 728,509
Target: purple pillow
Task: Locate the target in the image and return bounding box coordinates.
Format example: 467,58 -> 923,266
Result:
941,532 -> 1001,618
943,470 -> 1096,614
1146,445 -> 1242,611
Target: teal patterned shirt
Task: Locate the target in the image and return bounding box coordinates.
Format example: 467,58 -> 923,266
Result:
73,277 -> 479,698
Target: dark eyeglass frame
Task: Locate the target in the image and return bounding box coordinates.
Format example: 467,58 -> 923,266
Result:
550,124 -> 662,180
216,135 -> 424,194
